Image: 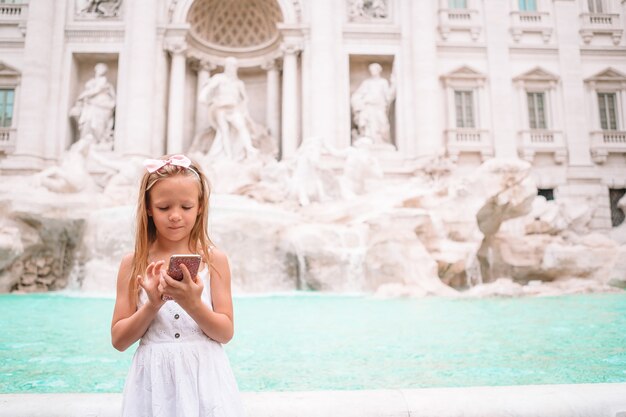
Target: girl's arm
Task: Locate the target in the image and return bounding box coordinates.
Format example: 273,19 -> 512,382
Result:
161,248 -> 235,344
110,254 -> 164,352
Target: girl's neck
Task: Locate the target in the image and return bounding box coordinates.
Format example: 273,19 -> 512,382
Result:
150,238 -> 197,258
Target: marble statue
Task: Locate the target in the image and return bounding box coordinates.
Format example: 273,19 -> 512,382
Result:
338,138 -> 384,199
235,137 -> 361,205
351,63 -> 395,145
36,139 -> 94,193
197,57 -> 259,161
77,0 -> 122,17
88,152 -> 145,204
347,0 -> 389,21
288,137 -> 329,206
2,151 -> 625,296
69,63 -> 116,151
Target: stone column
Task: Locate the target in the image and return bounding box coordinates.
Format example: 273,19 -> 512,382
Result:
44,0 -> 69,160
410,0 -> 443,157
620,88 -> 626,129
445,86 -> 454,130
308,0 -> 339,146
262,58 -> 281,142
515,81 -> 527,129
281,42 -> 302,159
588,82 -> 599,130
194,60 -> 215,136
550,81 -> 562,131
120,0 -> 158,157
478,81 -> 489,136
165,40 -> 188,155
483,0 -> 518,158
554,0 -> 592,166
398,0 -> 416,155
3,0 -> 56,170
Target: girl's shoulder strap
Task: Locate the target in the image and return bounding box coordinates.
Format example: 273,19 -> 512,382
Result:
206,245 -> 215,264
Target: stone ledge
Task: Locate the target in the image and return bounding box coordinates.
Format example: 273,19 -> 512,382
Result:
1,383 -> 626,417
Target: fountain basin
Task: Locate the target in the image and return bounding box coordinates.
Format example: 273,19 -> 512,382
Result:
1,292 -> 625,393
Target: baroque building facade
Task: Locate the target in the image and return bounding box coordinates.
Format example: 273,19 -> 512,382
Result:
0,0 -> 625,229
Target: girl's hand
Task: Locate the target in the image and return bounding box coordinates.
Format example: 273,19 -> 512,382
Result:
137,261 -> 166,310
159,264 -> 203,312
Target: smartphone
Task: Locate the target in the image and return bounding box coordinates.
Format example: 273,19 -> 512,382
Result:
167,254 -> 202,281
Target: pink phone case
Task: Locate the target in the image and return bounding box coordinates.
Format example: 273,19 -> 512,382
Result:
167,254 -> 201,281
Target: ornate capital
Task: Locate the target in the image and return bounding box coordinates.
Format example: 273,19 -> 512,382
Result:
188,53 -> 216,72
261,58 -> 280,71
164,39 -> 188,55
200,60 -> 217,72
280,41 -> 303,56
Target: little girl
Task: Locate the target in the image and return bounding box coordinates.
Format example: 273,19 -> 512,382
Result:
111,154 -> 245,417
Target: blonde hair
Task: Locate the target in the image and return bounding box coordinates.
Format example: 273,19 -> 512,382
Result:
129,155 -> 213,304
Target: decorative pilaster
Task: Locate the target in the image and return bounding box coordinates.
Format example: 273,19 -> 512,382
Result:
262,58 -> 281,142
120,0 -> 158,157
2,0 -> 55,170
307,0 -> 339,147
165,40 -> 188,155
553,0 -> 591,165
280,41 -> 302,159
483,0 -> 518,158
411,0 -> 443,156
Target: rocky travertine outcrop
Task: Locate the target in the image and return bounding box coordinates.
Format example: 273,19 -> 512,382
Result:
0,151 -> 624,297
0,210 -> 85,293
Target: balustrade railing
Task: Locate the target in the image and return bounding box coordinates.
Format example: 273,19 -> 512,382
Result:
581,13 -> 620,29
438,7 -> 481,41
518,130 -> 566,163
592,130 -> 626,145
589,131 -> 626,163
0,128 -> 16,152
0,3 -> 26,20
579,13 -> 622,44
509,11 -> 552,42
446,128 -> 493,161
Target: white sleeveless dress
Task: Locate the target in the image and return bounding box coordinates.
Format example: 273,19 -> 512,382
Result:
122,267 -> 245,417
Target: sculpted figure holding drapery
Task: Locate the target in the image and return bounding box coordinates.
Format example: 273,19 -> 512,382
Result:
350,63 -> 395,145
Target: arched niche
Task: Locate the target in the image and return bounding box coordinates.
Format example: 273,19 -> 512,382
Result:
170,0 -> 302,26
186,0 -> 285,61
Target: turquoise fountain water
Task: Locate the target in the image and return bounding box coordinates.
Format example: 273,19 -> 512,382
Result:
1,292 -> 625,393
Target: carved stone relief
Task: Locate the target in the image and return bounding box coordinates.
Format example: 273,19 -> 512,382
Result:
347,0 -> 390,22
75,0 -> 123,18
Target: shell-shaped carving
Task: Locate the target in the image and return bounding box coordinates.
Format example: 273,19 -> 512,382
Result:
188,0 -> 284,49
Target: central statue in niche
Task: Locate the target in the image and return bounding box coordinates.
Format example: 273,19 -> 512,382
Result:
351,62 -> 395,146
69,62 -> 116,151
196,56 -> 261,161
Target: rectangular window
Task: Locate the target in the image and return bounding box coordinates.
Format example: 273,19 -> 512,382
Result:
0,89 -> 14,128
609,188 -> 625,227
598,92 -> 618,130
527,92 -> 547,129
538,188 -> 555,201
518,0 -> 537,12
587,0 -> 604,13
448,0 -> 467,8
455,90 -> 475,128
